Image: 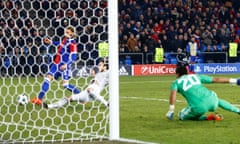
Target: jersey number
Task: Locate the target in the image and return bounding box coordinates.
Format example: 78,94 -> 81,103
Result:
178,75 -> 201,91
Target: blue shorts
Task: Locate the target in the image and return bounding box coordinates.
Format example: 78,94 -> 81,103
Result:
48,63 -> 72,80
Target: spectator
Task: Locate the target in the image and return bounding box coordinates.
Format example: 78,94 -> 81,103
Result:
234,35 -> 240,44
211,29 -> 219,45
218,28 -> 229,45
174,35 -> 186,51
144,34 -> 156,53
161,35 -> 171,52
204,45 -> 214,63
201,27 -> 213,46
126,33 -> 140,52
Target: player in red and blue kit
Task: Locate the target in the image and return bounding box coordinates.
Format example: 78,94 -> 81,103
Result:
31,26 -> 81,105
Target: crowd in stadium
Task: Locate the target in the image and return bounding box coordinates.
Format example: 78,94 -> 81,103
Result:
1,0 -> 240,76
118,0 -> 240,63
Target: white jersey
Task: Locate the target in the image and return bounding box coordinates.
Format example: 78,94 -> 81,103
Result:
93,70 -> 109,92
71,70 -> 109,103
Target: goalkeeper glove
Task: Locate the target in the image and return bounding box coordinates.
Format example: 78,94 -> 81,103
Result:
166,110 -> 174,120
166,105 -> 175,120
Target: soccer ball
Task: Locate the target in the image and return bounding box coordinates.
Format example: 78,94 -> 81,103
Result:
17,94 -> 29,105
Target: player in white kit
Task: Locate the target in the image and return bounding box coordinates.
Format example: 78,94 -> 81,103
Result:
43,59 -> 109,109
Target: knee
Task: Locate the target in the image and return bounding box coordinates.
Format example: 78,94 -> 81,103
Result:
41,77 -> 52,91
87,88 -> 93,93
68,96 -> 73,102
46,75 -> 53,81
178,112 -> 184,120
63,83 -> 69,89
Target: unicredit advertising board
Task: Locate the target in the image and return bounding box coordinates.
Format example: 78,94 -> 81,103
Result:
194,63 -> 240,74
133,64 -> 176,76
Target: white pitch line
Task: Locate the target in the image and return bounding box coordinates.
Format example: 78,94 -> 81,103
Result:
0,121 -> 89,136
119,138 -> 159,144
121,96 -> 240,107
120,80 -> 172,84
121,96 -> 185,103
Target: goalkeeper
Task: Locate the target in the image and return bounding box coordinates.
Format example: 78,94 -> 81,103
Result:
166,66 -> 240,121
43,59 -> 109,109
31,26 -> 81,105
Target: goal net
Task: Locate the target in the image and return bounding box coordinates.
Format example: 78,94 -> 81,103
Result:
0,0 -> 116,143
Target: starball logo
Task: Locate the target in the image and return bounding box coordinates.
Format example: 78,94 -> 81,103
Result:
141,66 -> 148,74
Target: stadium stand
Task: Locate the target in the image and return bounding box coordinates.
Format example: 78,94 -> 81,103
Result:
118,0 -> 240,64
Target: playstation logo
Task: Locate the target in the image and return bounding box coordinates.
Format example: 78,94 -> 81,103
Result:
194,65 -> 201,73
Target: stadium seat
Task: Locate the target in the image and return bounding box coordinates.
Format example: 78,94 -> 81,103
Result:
197,58 -> 204,63
201,45 -> 207,52
170,58 -> 177,64
217,45 -> 222,51
164,52 -> 171,59
164,58 -> 170,64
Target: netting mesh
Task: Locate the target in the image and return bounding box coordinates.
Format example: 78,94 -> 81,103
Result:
0,0 -> 108,143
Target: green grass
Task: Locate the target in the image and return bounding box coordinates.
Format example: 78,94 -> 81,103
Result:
120,75 -> 240,144
1,75 -> 240,143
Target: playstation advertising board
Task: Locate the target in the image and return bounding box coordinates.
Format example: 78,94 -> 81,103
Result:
194,63 -> 240,74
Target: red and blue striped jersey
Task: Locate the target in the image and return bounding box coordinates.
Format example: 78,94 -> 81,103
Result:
53,37 -> 78,65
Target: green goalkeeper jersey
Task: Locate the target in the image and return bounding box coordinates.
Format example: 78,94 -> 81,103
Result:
171,74 -> 214,107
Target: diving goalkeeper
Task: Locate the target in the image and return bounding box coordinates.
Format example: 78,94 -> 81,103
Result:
166,66 -> 240,121
43,59 -> 109,109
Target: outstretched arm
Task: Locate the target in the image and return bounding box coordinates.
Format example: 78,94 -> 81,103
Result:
166,90 -> 177,120
169,90 -> 177,105
213,77 -> 240,85
44,38 -> 60,46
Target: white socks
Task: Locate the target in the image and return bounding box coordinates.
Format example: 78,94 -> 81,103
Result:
48,98 -> 68,109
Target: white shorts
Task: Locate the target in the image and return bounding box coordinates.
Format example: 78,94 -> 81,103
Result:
71,84 -> 100,103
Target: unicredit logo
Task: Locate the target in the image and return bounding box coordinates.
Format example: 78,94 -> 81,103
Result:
140,65 -> 175,74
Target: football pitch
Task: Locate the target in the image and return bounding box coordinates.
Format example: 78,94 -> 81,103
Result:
1,75 -> 240,144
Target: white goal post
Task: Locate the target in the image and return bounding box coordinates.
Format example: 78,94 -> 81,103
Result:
108,0 -> 120,140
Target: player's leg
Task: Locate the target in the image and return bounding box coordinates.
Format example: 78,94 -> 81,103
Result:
197,93 -> 223,120
46,90 -> 90,109
31,64 -> 58,105
63,80 -> 81,94
208,92 -> 240,115
71,90 -> 89,103
178,106 -> 199,120
46,97 -> 69,109
62,66 -> 80,94
218,98 -> 240,114
38,75 -> 53,99
87,87 -> 108,107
